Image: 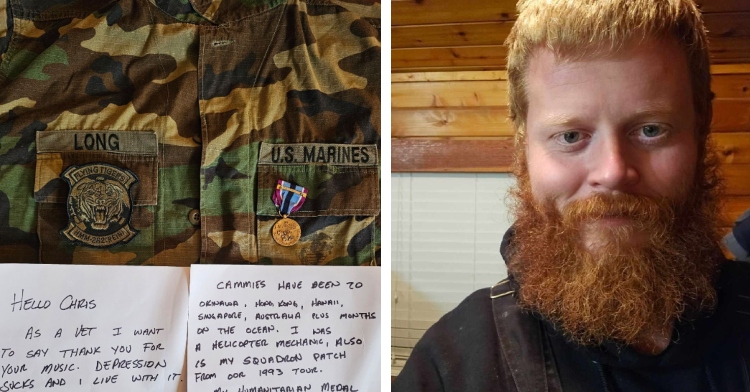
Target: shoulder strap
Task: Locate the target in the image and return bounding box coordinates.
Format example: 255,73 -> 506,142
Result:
491,279 -> 563,392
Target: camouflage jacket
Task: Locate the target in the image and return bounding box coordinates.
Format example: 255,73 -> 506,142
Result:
0,0 -> 381,265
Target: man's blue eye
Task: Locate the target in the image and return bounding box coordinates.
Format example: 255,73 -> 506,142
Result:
562,132 -> 581,143
642,125 -> 661,137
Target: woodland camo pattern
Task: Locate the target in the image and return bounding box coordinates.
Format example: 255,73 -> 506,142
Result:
0,0 -> 381,264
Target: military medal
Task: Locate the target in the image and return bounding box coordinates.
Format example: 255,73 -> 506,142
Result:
272,217 -> 302,247
272,180 -> 308,246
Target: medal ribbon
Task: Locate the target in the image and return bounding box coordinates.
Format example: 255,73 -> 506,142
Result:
273,180 -> 308,216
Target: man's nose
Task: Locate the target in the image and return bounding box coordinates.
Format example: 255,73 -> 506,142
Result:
587,136 -> 639,190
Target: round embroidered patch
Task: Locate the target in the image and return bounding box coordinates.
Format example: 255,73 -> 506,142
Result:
60,163 -> 138,247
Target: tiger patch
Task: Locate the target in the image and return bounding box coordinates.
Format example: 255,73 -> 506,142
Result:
61,163 -> 138,247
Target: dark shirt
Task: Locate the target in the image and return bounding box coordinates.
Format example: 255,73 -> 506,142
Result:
393,248 -> 750,392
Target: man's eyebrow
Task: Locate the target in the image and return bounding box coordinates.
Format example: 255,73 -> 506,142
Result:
628,108 -> 679,121
540,107 -> 678,127
540,113 -> 585,127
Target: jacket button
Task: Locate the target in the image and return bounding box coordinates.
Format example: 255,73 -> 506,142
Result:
192,133 -> 202,144
188,209 -> 201,226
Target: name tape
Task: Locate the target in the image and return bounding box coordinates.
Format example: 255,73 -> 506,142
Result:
36,131 -> 157,155
259,144 -> 378,166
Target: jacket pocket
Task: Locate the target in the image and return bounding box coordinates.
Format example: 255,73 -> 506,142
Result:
255,142 -> 379,265
34,130 -> 159,263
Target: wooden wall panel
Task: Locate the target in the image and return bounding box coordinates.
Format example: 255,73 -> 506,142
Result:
722,165 -> 750,196
707,36 -> 750,64
711,99 -> 750,132
712,64 -> 750,74
711,74 -> 750,99
391,0 -> 750,27
391,13 -> 750,49
724,198 -> 750,224
392,3 -> 750,72
392,70 -> 507,83
392,0 -> 516,26
392,22 -> 511,49
392,80 -> 508,108
703,13 -> 750,39
391,137 -> 514,172
695,0 -> 750,13
392,65 -> 504,73
392,108 -> 511,138
392,46 -> 507,70
714,133 -> 750,164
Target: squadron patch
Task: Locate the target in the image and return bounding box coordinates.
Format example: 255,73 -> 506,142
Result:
60,163 -> 138,247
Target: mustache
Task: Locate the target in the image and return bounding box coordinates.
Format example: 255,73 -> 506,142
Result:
560,193 -> 676,226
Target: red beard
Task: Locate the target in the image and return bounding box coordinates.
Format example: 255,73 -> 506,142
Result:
508,154 -> 724,346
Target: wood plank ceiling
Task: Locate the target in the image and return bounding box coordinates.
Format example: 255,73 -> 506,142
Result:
391,0 -> 750,226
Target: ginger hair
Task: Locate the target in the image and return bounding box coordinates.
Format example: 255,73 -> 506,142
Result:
506,0 -> 713,147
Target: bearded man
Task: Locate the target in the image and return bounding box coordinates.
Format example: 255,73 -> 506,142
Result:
392,0 -> 750,391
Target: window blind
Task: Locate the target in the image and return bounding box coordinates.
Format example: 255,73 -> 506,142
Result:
391,173 -> 515,376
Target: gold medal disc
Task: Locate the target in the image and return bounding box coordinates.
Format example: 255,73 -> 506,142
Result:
272,217 -> 301,246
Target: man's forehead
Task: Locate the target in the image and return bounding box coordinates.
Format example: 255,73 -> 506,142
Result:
524,38 -> 690,105
527,37 -> 681,77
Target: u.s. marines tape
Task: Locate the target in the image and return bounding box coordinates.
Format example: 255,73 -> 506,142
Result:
259,144 -> 378,166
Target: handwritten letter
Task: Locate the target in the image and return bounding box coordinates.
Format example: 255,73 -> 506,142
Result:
188,265 -> 380,392
0,264 -> 189,392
